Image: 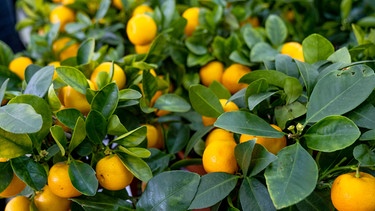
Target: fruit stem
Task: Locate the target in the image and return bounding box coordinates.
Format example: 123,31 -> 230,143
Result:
355,164 -> 361,178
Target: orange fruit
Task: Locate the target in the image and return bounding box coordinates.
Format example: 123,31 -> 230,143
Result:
49,5 -> 75,32
59,80 -> 95,115
0,157 -> 9,162
202,141 -> 237,174
135,43 -> 151,54
205,128 -> 235,147
4,195 -> 30,211
48,61 -> 61,80
48,162 -> 82,198
202,99 -> 239,126
34,185 -> 71,211
52,37 -> 79,61
331,171 -> 375,211
112,0 -> 123,10
62,0 -> 74,5
199,61 -> 224,86
239,124 -> 286,154
221,64 -> 251,94
90,62 -> 126,90
182,7 -> 200,36
0,174 -> 26,198
145,123 -> 164,149
8,56 -> 33,80
280,42 -> 304,62
95,154 -> 134,191
132,4 -> 153,16
126,14 -> 157,45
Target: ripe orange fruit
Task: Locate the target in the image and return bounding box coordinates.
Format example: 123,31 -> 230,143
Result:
145,123 -> 164,149
59,80 -> 95,115
48,162 -> 82,198
331,171 -> 375,211
49,5 -> 75,32
280,42 -> 304,62
135,43 -> 151,54
95,154 -> 134,191
199,61 -> 224,86
0,157 -> 9,162
239,124 -> 286,154
202,141 -> 237,174
205,128 -> 235,147
202,99 -> 239,126
34,185 -> 71,211
8,56 -> 33,80
112,0 -> 123,10
0,174 -> 26,198
52,37 -> 79,61
132,4 -> 153,16
221,64 -> 251,94
126,14 -> 157,46
90,62 -> 126,90
4,195 -> 30,211
182,7 -> 200,36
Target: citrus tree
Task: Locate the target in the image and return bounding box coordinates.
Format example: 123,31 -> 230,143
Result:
1,0 -> 375,210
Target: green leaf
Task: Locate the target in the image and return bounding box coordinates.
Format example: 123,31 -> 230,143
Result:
119,89 -> 142,101
215,111 -> 284,137
239,177 -> 276,211
56,66 -> 89,94
0,103 -> 42,133
295,60 -> 319,97
154,93 -> 191,112
95,0 -> 111,21
0,162 -> 13,193
137,170 -> 200,210
296,190 -> 333,211
306,65 -> 375,123
0,40 -> 14,66
185,126 -> 214,157
265,14 -> 287,46
47,84 -> 62,111
119,147 -> 151,158
117,152 -> 152,182
24,66 -> 54,97
189,173 -> 239,209
114,125 -> 147,147
0,79 -> 8,104
302,34 -> 335,64
304,116 -> 360,152
69,160 -> 98,196
11,156 -> 47,191
248,91 -> 278,111
250,42 -> 279,62
91,83 -> 119,119
0,128 -> 32,159
209,80 -> 232,100
353,144 -> 375,166
107,114 -> 127,136
77,38 -> 95,65
242,24 -> 264,49
189,84 -> 223,117
85,110 -> 107,145
275,54 -> 300,78
50,125 -> 67,156
56,108 -> 84,130
166,122 -> 190,154
346,102 -> 375,130
275,102 -> 307,129
327,47 -> 351,64
359,129 -> 375,141
71,192 -> 134,210
69,117 -> 86,152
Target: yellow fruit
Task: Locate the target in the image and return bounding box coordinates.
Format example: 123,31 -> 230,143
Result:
0,174 -> 26,198
182,7 -> 200,36
202,141 -> 237,174
91,62 -> 126,90
199,61 -> 224,86
280,42 -> 304,62
126,14 -> 157,45
0,157 -> 9,162
221,64 -> 251,94
59,80 -> 94,115
95,154 -> 134,191
112,0 -> 122,10
202,99 -> 239,126
52,37 -> 79,61
49,5 -> 75,32
331,171 -> 375,211
62,0 -> 74,5
145,124 -> 164,149
4,195 -> 30,211
205,128 -> 235,147
48,61 -> 61,80
239,124 -> 286,154
34,185 -> 71,211
132,4 -> 153,16
48,162 -> 82,198
8,56 -> 33,80
135,43 -> 151,54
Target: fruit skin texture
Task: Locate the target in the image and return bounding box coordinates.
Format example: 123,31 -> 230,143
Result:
0,174 -> 26,198
202,99 -> 239,126
4,195 -> 30,211
8,56 -> 33,80
90,62 -> 126,90
205,128 -> 235,147
331,171 -> 375,211
199,61 -> 224,86
49,5 -> 75,32
202,141 -> 238,174
48,162 -> 82,198
34,185 -> 71,211
59,80 -> 95,115
221,64 -> 251,94
280,42 -> 304,62
126,14 -> 157,45
145,124 -> 164,149
52,37 -> 79,61
95,154 -> 134,191
239,124 -> 286,154
182,7 -> 200,36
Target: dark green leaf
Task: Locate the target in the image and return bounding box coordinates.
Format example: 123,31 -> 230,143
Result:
0,162 -> 13,193
56,66 -> 89,94
0,40 -> 14,66
275,102 -> 307,129
265,14 -> 287,46
56,108 -> 84,130
95,0 -> 111,21
353,144 -> 375,166
77,38 -> 95,65
50,125 -> 67,156
24,66 -> 54,97
11,156 -> 47,191
107,114 -> 127,136
119,147 -> 151,158
295,60 -> 319,97
250,42 -> 279,62
69,160 -> 98,196
91,83 -> 119,119
189,84 -> 223,117
154,94 -> 191,112
86,110 -> 107,145
71,192 -> 134,210
242,25 -> 264,49
69,117 -> 86,152
185,126 -> 214,157
114,125 -> 147,147
240,177 -> 276,211
166,122 -> 190,154
117,152 -> 152,182
346,102 -> 375,129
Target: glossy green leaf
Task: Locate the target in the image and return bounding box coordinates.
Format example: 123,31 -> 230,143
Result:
119,89 -> 142,101
119,147 -> 151,158
302,33 -> 335,64
0,162 -> 13,193
275,101 -> 307,129
0,103 -> 42,133
0,128 -> 32,159
166,122 -> 190,154
24,65 -> 54,97
306,65 -> 375,123
353,144 -> 375,166
295,60 -> 319,97
304,116 -> 360,152
47,84 -> 62,111
239,177 -> 276,211
50,125 -> 67,156
142,69 -> 158,104
215,111 -> 284,137
185,126 -> 214,157
189,84 -> 223,117
117,152 -> 152,182
248,91 -> 278,111
69,117 -> 86,152
71,192 -> 134,210
189,173 -> 239,209
242,24 -> 264,49
77,38 -> 95,65
107,114 -> 127,136
144,149 -> 173,175
91,82 -> 119,119
114,125 -> 147,147
265,142 -> 318,209
209,80 -> 231,100
154,93 -> 191,112
56,66 -> 89,94
95,0 -> 111,21
327,47 -> 351,64
11,156 -> 47,191
275,54 -> 300,78
346,102 -> 375,129
0,79 -> 8,104
0,40 -> 14,66
250,42 -> 279,62
85,110 -> 107,145
265,14 -> 287,46
137,170 -> 200,210
360,129 -> 375,141
296,190 -> 333,211
69,160 -> 98,196
56,108 -> 84,130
